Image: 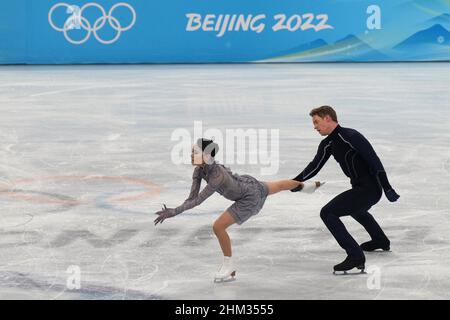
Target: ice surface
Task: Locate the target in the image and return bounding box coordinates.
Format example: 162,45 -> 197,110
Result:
0,63 -> 449,299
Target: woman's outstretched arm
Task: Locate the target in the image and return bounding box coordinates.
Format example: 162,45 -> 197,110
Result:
154,184 -> 216,225
186,166 -> 202,200
154,166 -> 224,225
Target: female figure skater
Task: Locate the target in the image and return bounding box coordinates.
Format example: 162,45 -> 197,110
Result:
154,138 -> 323,282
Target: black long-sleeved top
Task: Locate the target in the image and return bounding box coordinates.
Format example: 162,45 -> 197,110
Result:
293,125 -> 393,193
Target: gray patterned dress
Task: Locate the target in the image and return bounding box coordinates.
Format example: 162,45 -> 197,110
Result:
173,161 -> 269,225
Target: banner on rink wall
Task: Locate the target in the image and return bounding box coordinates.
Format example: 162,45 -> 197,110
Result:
1,0 -> 450,64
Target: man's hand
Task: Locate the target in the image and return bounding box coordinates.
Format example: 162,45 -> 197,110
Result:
154,204 -> 176,225
290,184 -> 303,192
385,189 -> 400,202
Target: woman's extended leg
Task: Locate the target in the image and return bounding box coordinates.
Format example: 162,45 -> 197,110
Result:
213,210 -> 236,257
264,180 -> 322,196
265,180 -> 303,195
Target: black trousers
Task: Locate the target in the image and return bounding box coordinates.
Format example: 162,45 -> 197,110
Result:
320,176 -> 389,258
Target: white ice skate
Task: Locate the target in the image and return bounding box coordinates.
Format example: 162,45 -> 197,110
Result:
302,181 -> 325,194
214,256 -> 236,283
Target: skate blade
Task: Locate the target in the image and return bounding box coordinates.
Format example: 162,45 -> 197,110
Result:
333,270 -> 367,276
214,271 -> 236,283
365,248 -> 391,253
333,267 -> 366,276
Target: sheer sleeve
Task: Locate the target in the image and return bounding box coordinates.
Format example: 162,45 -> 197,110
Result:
174,165 -> 225,215
186,166 -> 202,200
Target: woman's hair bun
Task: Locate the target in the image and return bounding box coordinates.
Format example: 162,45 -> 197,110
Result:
197,138 -> 219,157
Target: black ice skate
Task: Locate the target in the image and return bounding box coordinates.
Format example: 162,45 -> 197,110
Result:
360,240 -> 390,252
333,256 -> 366,275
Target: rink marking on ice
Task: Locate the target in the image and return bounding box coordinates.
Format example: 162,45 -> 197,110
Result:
99,254 -> 130,300
151,278 -> 205,296
0,271 -> 162,300
93,193 -> 158,215
29,86 -> 107,98
129,264 -> 159,285
29,83 -> 154,98
0,188 -> 81,206
0,214 -> 34,229
0,175 -> 161,205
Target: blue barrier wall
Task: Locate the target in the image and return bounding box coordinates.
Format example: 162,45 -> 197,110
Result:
1,0 -> 450,64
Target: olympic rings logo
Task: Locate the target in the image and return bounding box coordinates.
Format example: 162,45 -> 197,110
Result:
48,2 -> 137,45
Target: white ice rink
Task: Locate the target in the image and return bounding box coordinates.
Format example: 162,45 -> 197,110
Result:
0,63 -> 449,299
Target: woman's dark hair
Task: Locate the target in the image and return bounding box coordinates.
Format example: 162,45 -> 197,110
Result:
197,138 -> 219,158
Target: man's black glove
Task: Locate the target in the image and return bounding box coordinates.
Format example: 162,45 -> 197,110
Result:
385,189 -> 400,202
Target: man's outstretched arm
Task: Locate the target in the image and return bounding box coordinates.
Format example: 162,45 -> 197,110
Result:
291,139 -> 332,191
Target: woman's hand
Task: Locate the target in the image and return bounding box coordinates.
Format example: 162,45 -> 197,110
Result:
154,204 -> 176,225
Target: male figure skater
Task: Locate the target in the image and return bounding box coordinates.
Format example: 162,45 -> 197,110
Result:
291,106 -> 399,274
